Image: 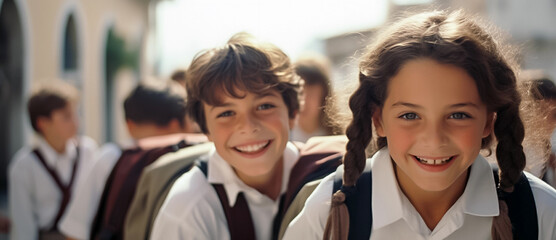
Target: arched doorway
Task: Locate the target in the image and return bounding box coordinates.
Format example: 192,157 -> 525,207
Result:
104,27 -> 118,142
61,13 -> 83,132
0,0 -> 24,191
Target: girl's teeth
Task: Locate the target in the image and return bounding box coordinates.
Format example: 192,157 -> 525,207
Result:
235,141 -> 269,153
417,156 -> 451,165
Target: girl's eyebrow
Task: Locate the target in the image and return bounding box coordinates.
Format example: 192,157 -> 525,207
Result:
391,102 -> 422,109
449,102 -> 481,109
391,102 -> 481,109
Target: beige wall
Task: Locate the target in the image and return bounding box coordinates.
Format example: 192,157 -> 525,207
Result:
18,0 -> 151,145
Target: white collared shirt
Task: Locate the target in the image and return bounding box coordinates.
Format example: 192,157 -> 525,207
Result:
283,148 -> 556,240
8,136 -> 98,240
150,142 -> 300,240
58,142 -> 122,239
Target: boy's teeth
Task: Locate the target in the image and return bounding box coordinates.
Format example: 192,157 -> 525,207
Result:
235,141 -> 269,153
416,156 -> 451,165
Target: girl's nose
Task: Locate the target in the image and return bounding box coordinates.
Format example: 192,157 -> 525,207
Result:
421,122 -> 448,147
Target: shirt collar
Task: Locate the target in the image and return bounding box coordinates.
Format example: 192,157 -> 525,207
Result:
372,148 -> 405,229
36,136 -> 78,167
461,154 -> 499,217
207,141 -> 300,207
371,148 -> 499,230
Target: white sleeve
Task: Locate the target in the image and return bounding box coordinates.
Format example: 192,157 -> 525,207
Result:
150,168 -> 228,240
58,143 -> 121,239
283,173 -> 334,240
9,155 -> 38,240
526,172 -> 556,240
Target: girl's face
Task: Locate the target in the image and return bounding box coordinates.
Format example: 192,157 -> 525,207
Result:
373,58 -> 494,192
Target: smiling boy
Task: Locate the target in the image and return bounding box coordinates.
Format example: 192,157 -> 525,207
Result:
150,33 -> 303,239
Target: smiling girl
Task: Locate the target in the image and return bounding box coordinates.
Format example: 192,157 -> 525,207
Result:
284,10 -> 556,240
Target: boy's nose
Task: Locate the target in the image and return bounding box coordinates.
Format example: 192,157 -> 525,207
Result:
238,115 -> 260,134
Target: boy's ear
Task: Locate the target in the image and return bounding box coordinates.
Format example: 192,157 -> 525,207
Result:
372,109 -> 386,137
482,112 -> 496,138
289,110 -> 298,131
36,116 -> 50,134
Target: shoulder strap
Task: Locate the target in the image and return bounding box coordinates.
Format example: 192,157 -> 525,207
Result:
197,161 -> 257,240
492,167 -> 538,239
90,148 -> 138,240
332,158 -> 373,240
142,155 -> 200,240
94,140 -> 190,240
33,145 -> 80,231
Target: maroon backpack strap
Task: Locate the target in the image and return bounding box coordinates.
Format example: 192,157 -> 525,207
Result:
213,184 -> 256,240
197,161 -> 256,240
92,140 -> 190,240
33,145 -> 80,231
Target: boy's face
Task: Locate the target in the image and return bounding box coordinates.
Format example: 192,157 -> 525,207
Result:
203,89 -> 294,180
40,103 -> 78,142
373,58 -> 493,193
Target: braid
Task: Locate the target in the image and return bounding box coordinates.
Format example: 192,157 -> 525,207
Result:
343,79 -> 375,186
494,104 -> 526,189
323,75 -> 377,240
490,56 -> 525,239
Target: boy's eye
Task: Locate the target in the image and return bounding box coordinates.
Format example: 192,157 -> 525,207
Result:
257,103 -> 275,111
449,112 -> 471,119
399,113 -> 419,120
217,111 -> 234,118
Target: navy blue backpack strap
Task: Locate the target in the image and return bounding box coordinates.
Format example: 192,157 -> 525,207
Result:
491,165 -> 538,240
332,158 -> 373,240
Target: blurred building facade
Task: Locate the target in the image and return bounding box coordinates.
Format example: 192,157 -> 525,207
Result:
0,0 -> 160,190
324,0 -> 556,89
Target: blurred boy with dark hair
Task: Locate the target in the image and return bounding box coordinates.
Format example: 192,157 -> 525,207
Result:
9,80 -> 98,240
59,80 -> 205,240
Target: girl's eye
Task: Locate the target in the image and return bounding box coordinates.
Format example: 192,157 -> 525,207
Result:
449,112 -> 471,119
399,113 -> 419,120
257,103 -> 275,111
217,111 -> 234,118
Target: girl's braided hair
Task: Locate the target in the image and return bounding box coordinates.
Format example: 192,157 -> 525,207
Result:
324,10 -> 524,240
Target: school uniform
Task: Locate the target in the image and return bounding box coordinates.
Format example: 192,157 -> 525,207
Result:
283,148 -> 556,240
58,142 -> 122,239
150,142 -> 300,240
8,136 -> 98,240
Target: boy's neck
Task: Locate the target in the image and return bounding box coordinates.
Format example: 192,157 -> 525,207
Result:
42,134 -> 68,154
395,164 -> 468,231
235,157 -> 284,201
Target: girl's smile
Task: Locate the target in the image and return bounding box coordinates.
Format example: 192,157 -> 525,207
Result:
412,154 -> 457,172
374,58 -> 494,193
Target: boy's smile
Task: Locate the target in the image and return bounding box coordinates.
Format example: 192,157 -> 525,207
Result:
233,140 -> 272,156
203,89 -> 294,183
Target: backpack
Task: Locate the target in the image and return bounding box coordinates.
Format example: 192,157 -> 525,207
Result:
123,142 -> 213,240
331,158 -> 539,240
90,140 -> 190,240
198,135 -> 348,240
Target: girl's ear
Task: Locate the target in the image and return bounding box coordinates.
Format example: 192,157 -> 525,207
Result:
372,108 -> 386,137
482,112 -> 496,138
